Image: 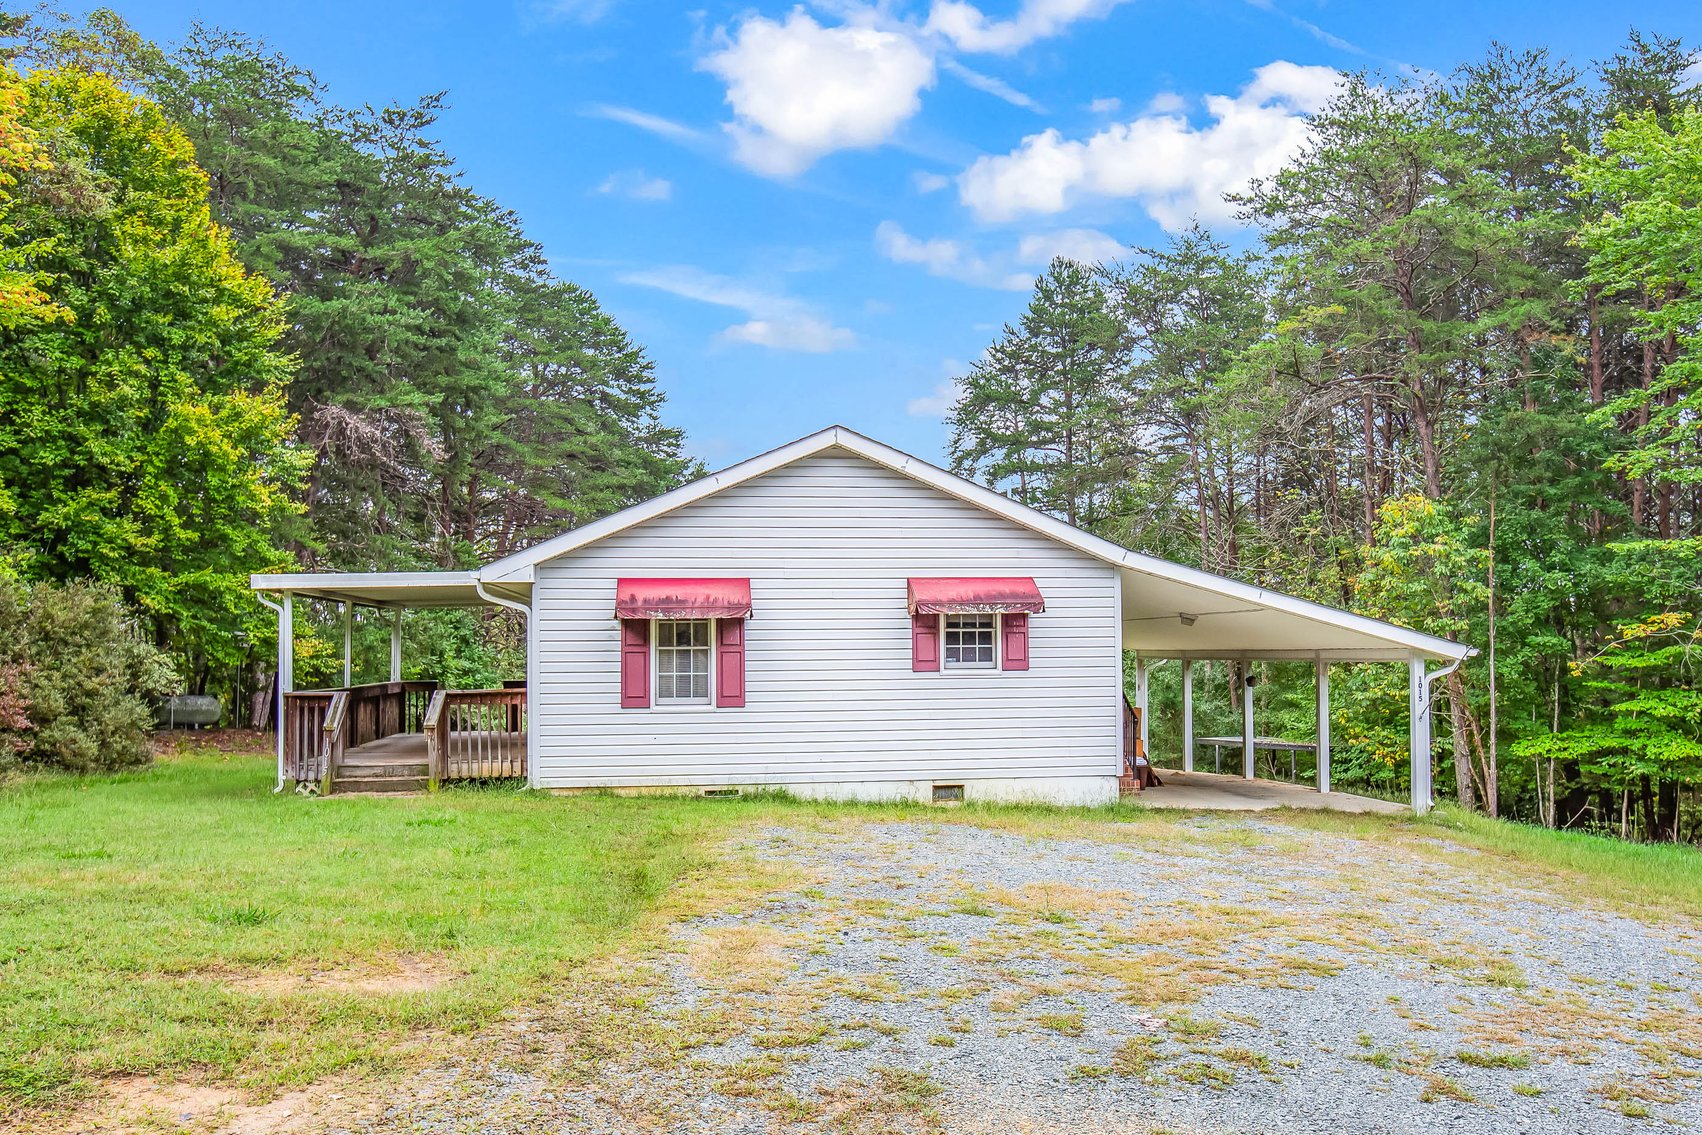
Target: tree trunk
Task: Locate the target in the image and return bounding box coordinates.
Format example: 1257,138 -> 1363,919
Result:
1360,394 -> 1377,543
1451,692 -> 1475,811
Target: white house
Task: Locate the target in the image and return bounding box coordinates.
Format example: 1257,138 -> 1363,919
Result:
253,426 -> 1472,811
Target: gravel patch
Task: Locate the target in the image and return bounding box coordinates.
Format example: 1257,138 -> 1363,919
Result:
356,815 -> 1702,1135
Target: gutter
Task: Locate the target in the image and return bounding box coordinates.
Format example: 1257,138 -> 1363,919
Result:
253,592 -> 287,793
474,580 -> 536,792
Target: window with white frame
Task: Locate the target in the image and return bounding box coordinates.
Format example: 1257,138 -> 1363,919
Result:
943,613 -> 997,669
655,619 -> 712,702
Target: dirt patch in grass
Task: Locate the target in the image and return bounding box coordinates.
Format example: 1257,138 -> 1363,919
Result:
13,1076 -> 354,1135
209,954 -> 461,997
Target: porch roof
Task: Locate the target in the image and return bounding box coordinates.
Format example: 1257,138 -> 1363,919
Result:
250,572 -> 530,609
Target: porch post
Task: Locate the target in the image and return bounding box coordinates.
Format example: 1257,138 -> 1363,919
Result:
1134,656 -> 1149,756
1315,656 -> 1331,794
277,592 -> 294,775
1181,659 -> 1194,773
341,601 -> 353,689
389,608 -> 402,683
1409,654 -> 1433,815
1241,661 -> 1256,780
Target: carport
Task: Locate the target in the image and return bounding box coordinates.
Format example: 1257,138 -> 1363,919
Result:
1110,553 -> 1475,815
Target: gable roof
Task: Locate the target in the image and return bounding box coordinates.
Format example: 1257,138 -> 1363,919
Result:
480,426 -> 1472,663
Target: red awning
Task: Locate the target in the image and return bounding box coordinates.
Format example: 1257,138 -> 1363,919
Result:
615,578 -> 752,619
907,577 -> 1045,616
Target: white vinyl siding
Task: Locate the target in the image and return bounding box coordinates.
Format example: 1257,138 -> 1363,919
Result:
529,449 -> 1120,788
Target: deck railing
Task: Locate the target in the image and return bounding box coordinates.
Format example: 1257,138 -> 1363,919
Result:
282,690 -> 336,783
345,680 -> 438,747
282,680 -> 440,785
317,691 -> 349,795
424,687 -> 528,788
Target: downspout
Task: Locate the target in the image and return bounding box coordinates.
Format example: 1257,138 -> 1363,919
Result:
474,580 -> 530,620
1424,655 -> 1467,699
255,592 -> 287,793
474,580 -> 535,790
1414,652 -> 1473,815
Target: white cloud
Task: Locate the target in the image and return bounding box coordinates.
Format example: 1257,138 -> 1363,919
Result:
529,0 -> 613,23
956,61 -> 1342,228
1016,227 -> 1124,265
1245,0 -> 1366,57
908,377 -> 964,417
913,170 -> 952,193
876,222 -> 1122,288
619,265 -> 856,354
940,58 -> 1042,111
875,221 -> 1031,290
582,104 -> 705,144
720,317 -> 856,352
1087,96 -> 1121,114
908,359 -> 968,417
700,9 -> 936,177
1144,90 -> 1187,113
594,170 -> 673,201
925,0 -> 1127,54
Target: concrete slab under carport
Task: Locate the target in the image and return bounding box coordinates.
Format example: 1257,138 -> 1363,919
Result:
1133,769 -> 1406,814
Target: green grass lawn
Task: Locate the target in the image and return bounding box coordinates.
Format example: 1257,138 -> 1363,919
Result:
0,745 -> 750,1110
4,742 -> 1698,1117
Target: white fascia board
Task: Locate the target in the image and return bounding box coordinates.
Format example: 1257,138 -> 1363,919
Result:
250,571 -> 480,591
474,425 -> 1473,662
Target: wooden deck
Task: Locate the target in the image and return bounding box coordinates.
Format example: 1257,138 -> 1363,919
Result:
282,681 -> 527,791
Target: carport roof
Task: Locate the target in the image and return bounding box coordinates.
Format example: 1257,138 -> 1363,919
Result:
248,572 -> 529,609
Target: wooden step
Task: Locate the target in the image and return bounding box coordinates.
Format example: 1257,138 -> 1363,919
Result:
337,762 -> 427,778
331,775 -> 427,795
341,751 -> 427,767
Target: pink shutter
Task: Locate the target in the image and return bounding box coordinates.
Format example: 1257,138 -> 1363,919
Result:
620,619 -> 650,708
1002,613 -> 1029,671
716,618 -> 746,707
911,614 -> 940,672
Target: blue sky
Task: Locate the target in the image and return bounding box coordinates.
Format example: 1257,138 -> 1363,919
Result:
118,0 -> 1701,466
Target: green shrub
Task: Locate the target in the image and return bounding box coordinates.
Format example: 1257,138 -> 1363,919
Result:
0,574 -> 179,773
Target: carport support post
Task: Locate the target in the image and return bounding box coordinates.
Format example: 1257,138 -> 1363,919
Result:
1409,654 -> 1433,815
1241,661 -> 1256,780
1181,660 -> 1194,773
1315,656 -> 1331,794
389,608 -> 402,683
273,592 -> 294,779
341,601 -> 353,689
1134,657 -> 1149,756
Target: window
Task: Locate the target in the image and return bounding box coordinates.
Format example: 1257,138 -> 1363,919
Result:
655,619 -> 711,703
943,613 -> 997,669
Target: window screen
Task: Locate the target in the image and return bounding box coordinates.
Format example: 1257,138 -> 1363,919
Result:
655,619 -> 711,702
943,613 -> 997,668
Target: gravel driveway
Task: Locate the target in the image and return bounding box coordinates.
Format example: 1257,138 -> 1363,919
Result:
366,814 -> 1702,1135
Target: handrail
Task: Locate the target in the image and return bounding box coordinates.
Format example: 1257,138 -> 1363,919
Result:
435,687 -> 527,783
282,680 -> 439,788
422,690 -> 448,792
318,690 -> 350,796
